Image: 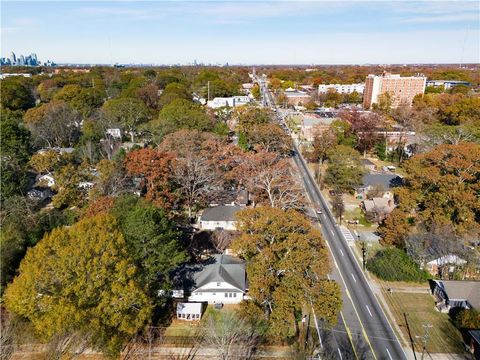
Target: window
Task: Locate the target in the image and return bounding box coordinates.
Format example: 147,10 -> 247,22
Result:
225,293 -> 228,298
212,293 -> 216,295
234,293 -> 237,297
228,293 -> 233,298
217,282 -> 221,287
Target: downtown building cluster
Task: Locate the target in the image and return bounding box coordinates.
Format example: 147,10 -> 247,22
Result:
1,51 -> 55,66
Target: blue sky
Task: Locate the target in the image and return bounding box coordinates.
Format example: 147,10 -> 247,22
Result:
1,1 -> 479,64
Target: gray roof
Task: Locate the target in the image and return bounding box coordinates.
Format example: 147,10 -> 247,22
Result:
361,174 -> 403,189
440,281 -> 480,309
362,158 -> 376,166
193,254 -> 246,291
200,205 -> 243,222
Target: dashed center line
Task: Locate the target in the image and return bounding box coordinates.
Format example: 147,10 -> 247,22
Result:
351,273 -> 357,283
340,249 -> 344,256
366,305 -> 373,317
337,348 -> 343,359
386,348 -> 393,360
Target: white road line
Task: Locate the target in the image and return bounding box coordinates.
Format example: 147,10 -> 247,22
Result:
366,305 -> 373,317
351,273 -> 357,283
386,347 -> 393,360
337,348 -> 343,359
340,249 -> 344,256
331,229 -> 335,236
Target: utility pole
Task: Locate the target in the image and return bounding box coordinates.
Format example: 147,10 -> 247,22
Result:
207,81 -> 210,101
416,324 -> 433,360
361,241 -> 367,271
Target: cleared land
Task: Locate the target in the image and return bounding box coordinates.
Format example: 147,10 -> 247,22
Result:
382,292 -> 465,354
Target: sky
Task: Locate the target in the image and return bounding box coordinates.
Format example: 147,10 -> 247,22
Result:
1,1 -> 479,65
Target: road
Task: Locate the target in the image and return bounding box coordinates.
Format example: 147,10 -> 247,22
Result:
255,75 -> 407,360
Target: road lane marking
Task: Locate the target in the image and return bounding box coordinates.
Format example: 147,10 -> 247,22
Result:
351,273 -> 357,283
331,229 -> 335,236
386,347 -> 393,360
366,305 -> 373,317
340,312 -> 359,360
337,348 -> 343,359
340,249 -> 344,256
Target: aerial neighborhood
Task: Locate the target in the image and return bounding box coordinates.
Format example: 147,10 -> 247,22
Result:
1,2 -> 480,358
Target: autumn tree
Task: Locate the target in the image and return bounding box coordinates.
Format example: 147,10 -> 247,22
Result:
24,101 -> 81,148
124,148 -> 177,209
311,129 -> 337,163
247,123 -> 292,154
232,208 -> 341,338
3,214 -> 152,356
377,208 -> 412,248
235,151 -> 305,210
324,145 -> 365,194
402,143 -> 480,234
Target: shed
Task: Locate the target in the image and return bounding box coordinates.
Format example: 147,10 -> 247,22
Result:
176,302 -> 203,321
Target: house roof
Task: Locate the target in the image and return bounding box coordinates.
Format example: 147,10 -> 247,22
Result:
437,280 -> 480,309
193,254 -> 246,291
363,198 -> 395,214
200,205 -> 243,222
176,302 -> 202,314
469,330 -> 480,345
427,255 -> 466,266
361,174 -> 403,189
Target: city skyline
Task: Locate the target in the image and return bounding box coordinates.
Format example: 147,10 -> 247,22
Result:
1,1 -> 480,65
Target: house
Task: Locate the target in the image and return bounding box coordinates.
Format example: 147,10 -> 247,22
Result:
206,96 -> 251,109
235,189 -> 250,206
27,187 -> 54,201
299,115 -> 334,142
199,205 -> 243,231
37,174 -> 55,187
284,89 -> 311,106
362,158 -> 376,172
106,128 -> 122,140
176,302 -> 204,321
188,254 -> 247,304
430,280 -> 480,313
426,255 -> 467,277
356,174 -> 403,199
362,197 -> 395,222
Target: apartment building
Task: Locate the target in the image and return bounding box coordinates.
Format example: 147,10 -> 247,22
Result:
318,83 -> 365,95
363,73 -> 426,109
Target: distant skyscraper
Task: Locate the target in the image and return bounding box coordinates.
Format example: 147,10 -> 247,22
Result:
363,72 -> 426,109
10,51 -> 16,65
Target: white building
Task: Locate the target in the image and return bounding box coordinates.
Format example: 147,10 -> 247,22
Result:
188,254 -> 246,305
206,96 -> 251,109
106,128 -> 122,139
318,83 -> 365,95
176,302 -> 204,321
426,80 -> 470,89
199,205 -> 242,231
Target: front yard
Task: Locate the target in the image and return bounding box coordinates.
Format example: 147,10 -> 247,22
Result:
382,292 -> 466,354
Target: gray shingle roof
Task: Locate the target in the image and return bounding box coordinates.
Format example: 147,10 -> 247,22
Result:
200,205 -> 243,222
361,174 -> 403,189
440,280 -> 480,309
193,254 -> 246,291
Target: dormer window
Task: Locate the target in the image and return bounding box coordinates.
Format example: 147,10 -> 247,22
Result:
217,282 -> 220,286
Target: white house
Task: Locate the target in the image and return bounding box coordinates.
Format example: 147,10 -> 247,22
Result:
206,96 -> 251,109
176,302 -> 204,321
199,205 -> 242,231
106,128 -> 122,139
426,255 -> 467,277
188,254 -> 246,305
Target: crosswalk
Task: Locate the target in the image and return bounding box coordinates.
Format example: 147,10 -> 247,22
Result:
339,226 -> 356,242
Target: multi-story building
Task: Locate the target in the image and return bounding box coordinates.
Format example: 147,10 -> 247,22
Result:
318,83 -> 365,95
363,73 -> 426,109
426,80 -> 470,89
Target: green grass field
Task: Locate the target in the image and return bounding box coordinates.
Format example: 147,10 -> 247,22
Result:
382,292 -> 465,354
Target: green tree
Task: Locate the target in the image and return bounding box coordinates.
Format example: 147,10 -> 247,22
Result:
102,98 -> 151,142
110,196 -> 187,300
325,145 -> 365,194
4,214 -> 152,356
0,117 -> 32,164
158,82 -> 191,108
152,99 -> 212,140
232,208 -> 341,338
0,77 -> 35,111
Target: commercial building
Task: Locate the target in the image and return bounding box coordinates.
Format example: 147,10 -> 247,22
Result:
318,83 -> 365,95
363,73 -> 426,109
206,96 -> 251,109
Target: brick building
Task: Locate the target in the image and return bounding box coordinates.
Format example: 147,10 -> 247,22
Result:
363,73 -> 426,109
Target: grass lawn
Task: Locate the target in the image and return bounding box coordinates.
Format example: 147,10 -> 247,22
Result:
164,319 -> 200,337
382,292 -> 465,354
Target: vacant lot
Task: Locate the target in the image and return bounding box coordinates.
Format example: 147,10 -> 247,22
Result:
383,292 -> 465,354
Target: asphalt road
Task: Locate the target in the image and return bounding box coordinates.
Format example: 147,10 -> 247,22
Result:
256,76 -> 407,360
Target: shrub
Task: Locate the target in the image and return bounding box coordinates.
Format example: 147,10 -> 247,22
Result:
452,308 -> 480,330
367,247 -> 429,282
